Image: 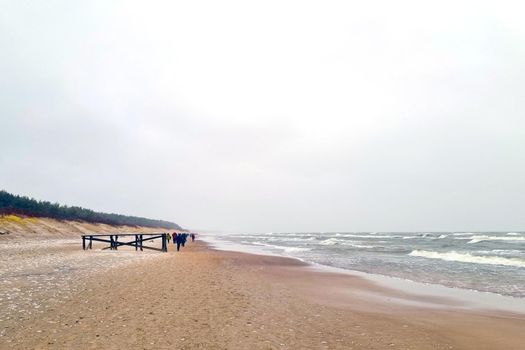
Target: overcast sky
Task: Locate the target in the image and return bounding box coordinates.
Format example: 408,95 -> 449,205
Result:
1,1 -> 524,232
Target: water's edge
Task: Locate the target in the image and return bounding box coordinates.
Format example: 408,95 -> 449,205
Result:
201,234 -> 525,314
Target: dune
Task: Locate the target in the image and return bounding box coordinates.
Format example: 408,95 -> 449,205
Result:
0,215 -> 175,240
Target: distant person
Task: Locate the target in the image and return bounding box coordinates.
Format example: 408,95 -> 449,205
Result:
175,233 -> 182,251
181,233 -> 187,247
166,233 -> 171,245
191,233 -> 195,242
172,232 -> 177,245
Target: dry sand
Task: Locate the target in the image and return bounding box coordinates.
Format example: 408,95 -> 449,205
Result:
1,236 -> 524,350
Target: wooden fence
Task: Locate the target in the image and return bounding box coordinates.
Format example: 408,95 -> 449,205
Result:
82,233 -> 168,252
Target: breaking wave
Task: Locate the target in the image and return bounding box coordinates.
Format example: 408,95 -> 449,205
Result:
467,235 -> 525,244
409,250 -> 525,268
247,241 -> 311,253
319,238 -> 341,245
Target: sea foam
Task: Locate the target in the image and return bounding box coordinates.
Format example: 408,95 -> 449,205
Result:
409,250 -> 525,268
467,235 -> 525,244
319,238 -> 340,245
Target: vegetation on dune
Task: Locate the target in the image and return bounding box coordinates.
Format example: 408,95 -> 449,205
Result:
3,214 -> 24,223
0,190 -> 181,230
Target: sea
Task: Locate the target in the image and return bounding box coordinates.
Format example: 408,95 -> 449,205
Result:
203,231 -> 525,299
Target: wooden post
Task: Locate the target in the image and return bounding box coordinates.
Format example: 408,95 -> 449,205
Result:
135,234 -> 138,251
82,236 -> 86,250
89,235 -> 93,249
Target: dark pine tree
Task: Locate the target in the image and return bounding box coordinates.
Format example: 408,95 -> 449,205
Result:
0,190 -> 181,230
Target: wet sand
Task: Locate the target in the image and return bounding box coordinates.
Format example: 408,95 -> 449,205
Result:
1,239 -> 524,349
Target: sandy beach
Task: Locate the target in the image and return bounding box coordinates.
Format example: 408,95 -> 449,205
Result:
0,237 -> 524,350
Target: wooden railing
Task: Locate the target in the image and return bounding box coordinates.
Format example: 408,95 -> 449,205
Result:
82,233 -> 169,252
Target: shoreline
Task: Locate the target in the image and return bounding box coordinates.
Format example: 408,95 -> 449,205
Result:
202,233 -> 525,314
306,262 -> 525,314
1,238 -> 524,349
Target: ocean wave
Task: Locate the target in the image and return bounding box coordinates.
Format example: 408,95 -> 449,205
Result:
506,232 -> 522,236
249,241 -> 311,253
281,246 -> 312,253
408,250 -> 525,267
332,234 -> 397,239
343,243 -> 376,249
266,236 -> 315,242
317,238 -> 378,249
319,238 -> 340,245
467,235 -> 525,244
476,249 -> 523,257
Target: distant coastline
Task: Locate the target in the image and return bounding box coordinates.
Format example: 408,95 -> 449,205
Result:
0,190 -> 181,230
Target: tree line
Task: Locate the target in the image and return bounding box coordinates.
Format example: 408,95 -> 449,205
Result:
0,190 -> 181,229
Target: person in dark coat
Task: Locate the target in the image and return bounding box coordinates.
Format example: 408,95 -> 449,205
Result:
175,233 -> 182,251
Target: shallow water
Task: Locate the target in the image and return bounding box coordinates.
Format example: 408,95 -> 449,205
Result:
204,231 -> 525,298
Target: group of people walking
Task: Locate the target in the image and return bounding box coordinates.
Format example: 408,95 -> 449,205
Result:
166,232 -> 196,251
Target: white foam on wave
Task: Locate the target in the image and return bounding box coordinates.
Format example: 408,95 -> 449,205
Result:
249,241 -> 311,253
467,235 -> 525,244
409,250 -> 525,268
282,246 -> 312,253
506,232 -> 522,236
335,234 -> 396,239
452,232 -> 477,236
319,238 -> 340,245
344,243 -> 376,249
318,238 -> 376,249
266,236 -> 315,243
